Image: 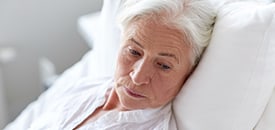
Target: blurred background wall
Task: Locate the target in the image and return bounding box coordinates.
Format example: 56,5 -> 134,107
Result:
0,0 -> 102,129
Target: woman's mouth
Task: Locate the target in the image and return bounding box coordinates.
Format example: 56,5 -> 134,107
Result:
124,87 -> 146,98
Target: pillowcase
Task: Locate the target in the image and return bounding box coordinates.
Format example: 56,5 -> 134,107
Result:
77,0 -> 122,79
173,2 -> 275,130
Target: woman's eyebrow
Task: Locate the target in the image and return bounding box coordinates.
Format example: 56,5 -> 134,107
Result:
158,53 -> 179,64
131,38 -> 179,63
130,38 -> 144,48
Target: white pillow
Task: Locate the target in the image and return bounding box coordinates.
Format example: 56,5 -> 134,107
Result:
173,2 -> 275,130
78,12 -> 101,49
91,0 -> 121,79
78,0 -> 122,79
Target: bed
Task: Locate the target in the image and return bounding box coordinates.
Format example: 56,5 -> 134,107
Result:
77,0 -> 275,129
4,0 -> 275,129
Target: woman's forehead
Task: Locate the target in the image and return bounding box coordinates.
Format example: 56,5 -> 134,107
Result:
124,19 -> 188,49
123,19 -> 191,64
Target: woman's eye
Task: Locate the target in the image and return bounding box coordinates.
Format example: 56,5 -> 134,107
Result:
129,49 -> 141,57
157,63 -> 171,70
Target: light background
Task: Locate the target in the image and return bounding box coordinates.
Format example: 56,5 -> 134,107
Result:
0,0 -> 102,128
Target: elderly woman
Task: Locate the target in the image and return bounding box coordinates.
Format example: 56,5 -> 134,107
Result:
4,0 -> 215,129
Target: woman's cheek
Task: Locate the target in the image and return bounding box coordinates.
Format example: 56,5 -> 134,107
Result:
118,54 -> 133,74
119,54 -> 130,65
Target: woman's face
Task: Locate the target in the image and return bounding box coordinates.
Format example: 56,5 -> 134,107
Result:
114,19 -> 192,110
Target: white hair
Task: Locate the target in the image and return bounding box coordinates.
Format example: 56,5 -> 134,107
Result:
117,0 -> 216,66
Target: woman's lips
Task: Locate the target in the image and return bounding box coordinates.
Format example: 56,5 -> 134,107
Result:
124,87 -> 145,98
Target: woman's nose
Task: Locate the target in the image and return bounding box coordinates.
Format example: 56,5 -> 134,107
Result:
130,60 -> 153,86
